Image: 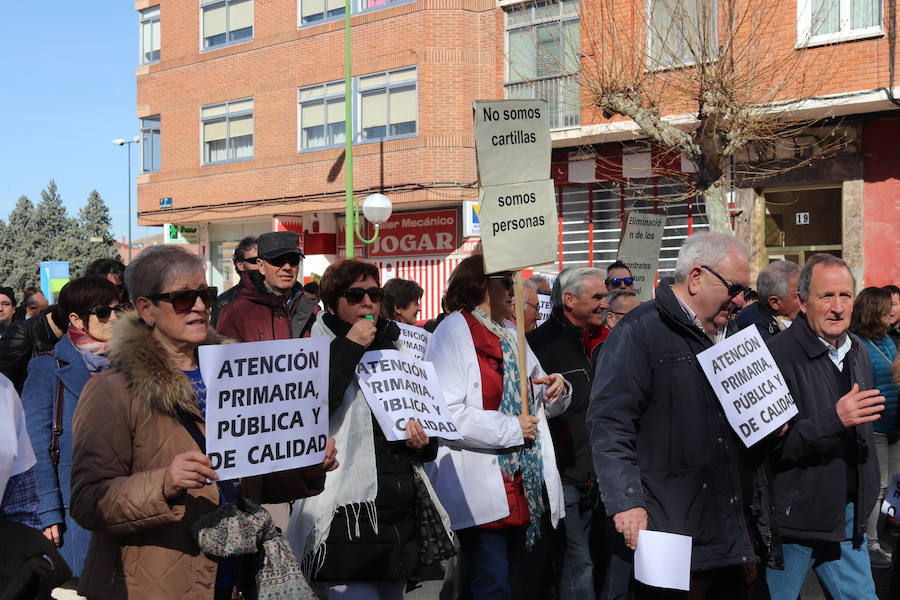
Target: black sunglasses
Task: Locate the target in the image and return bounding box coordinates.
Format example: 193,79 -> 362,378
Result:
264,254 -> 301,268
606,277 -> 634,288
488,273 -> 514,291
146,287 -> 218,313
341,287 -> 384,305
241,256 -> 260,265
85,304 -> 127,321
702,265 -> 750,299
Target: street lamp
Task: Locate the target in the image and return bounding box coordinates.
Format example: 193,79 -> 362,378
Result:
350,192 -> 393,247
112,135 -> 140,261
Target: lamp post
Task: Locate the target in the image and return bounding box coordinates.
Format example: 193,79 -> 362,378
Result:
112,136 -> 140,262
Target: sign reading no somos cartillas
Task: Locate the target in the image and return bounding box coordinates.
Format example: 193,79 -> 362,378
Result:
474,100 -> 551,187
697,327 -> 798,447
199,337 -> 330,480
357,349 -> 461,442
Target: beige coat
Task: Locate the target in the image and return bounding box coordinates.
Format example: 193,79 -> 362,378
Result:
70,314 -> 324,599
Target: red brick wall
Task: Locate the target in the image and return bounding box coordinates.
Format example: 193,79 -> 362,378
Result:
862,117 -> 900,287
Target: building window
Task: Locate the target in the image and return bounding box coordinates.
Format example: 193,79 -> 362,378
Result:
140,6 -> 160,64
201,99 -> 254,164
202,0 -> 253,50
358,68 -> 417,141
505,0 -> 580,129
141,116 -> 161,173
798,0 -> 882,46
647,0 -> 717,69
298,0 -> 411,27
299,82 -> 346,149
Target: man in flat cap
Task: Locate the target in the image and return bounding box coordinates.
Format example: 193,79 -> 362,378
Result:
216,231 -> 318,342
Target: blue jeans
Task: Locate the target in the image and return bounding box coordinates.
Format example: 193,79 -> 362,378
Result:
765,503 -> 877,600
458,527 -> 513,600
559,484 -> 597,600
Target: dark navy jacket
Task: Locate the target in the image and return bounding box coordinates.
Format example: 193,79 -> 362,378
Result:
735,302 -> 781,341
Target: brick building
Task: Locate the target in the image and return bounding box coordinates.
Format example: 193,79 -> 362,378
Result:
135,0 -> 898,317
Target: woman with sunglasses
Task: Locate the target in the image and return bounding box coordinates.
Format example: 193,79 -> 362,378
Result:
68,246 -> 332,599
21,276 -> 123,581
290,258 -> 452,600
423,255 -> 570,600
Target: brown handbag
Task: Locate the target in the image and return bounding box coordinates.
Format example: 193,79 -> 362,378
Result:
49,360 -> 64,466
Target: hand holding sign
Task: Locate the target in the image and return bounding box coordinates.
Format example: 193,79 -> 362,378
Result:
405,418 -> 430,449
836,384 -> 885,427
518,414 -> 539,441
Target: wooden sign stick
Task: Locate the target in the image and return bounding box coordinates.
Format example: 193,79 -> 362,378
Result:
514,271 -> 529,418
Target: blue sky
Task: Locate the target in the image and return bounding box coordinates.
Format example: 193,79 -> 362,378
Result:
0,3 -> 156,242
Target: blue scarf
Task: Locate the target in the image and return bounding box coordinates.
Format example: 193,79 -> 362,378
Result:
471,307 -> 544,547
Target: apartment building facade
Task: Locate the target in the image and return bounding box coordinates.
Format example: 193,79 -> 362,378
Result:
136,0 -> 898,317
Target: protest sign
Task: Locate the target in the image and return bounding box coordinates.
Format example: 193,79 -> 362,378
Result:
535,292 -> 552,328
881,473 -> 900,518
473,99 -> 550,187
478,179 -> 558,273
396,322 -> 431,360
617,212 -> 666,302
199,337 -> 330,481
634,530 -> 692,591
697,326 -> 798,447
356,349 -> 461,442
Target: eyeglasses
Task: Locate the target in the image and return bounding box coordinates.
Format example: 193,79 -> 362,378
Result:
341,287 -> 384,305
85,305 -> 127,321
264,254 -> 301,268
241,256 -> 260,265
488,273 -> 514,291
701,265 -> 751,299
525,302 -> 540,312
606,277 -> 634,288
145,287 -> 218,313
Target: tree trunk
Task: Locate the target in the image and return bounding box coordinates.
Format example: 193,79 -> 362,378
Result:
701,183 -> 732,233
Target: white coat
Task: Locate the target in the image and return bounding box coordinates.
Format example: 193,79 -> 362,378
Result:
423,311 -> 569,531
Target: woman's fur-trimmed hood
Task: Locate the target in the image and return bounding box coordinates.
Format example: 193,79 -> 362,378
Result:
107,312 -> 230,417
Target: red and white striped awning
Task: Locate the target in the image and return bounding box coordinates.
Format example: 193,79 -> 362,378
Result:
375,257 -> 464,321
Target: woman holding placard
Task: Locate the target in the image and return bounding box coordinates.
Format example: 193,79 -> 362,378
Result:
69,246 -> 332,600
289,258 -> 453,600
423,255 -> 570,600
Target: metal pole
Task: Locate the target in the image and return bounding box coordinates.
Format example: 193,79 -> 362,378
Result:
127,142 -> 133,262
343,0 -> 354,259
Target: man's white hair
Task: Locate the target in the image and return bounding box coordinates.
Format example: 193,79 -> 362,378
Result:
673,232 -> 749,283
521,279 -> 538,291
558,267 -> 606,298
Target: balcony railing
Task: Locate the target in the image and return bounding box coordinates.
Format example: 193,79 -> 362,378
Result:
505,75 -> 580,130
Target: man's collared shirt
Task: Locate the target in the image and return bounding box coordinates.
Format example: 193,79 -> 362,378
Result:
818,333 -> 852,371
672,287 -> 727,344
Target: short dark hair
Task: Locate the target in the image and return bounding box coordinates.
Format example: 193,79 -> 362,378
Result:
303,281 -> 320,295
233,236 -> 258,265
444,256 -> 488,312
798,254 -> 854,301
606,260 -> 632,275
319,259 -> 380,312
21,287 -> 41,303
850,286 -> 892,341
884,284 -> 900,297
84,258 -> 126,280
56,277 -> 119,326
383,278 -> 424,319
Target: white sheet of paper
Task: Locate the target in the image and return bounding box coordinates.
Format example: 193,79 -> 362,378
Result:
881,473 -> 900,518
396,322 -> 431,361
634,530 -> 692,592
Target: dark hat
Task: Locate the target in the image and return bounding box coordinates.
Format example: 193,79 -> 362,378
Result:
257,231 -> 304,261
0,286 -> 16,306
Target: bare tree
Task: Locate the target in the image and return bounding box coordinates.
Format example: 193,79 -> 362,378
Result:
561,0 -> 846,231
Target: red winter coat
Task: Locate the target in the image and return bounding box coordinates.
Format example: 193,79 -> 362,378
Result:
215,271 -> 317,342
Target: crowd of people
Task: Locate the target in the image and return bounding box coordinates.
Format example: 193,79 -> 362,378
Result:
0,230 -> 898,600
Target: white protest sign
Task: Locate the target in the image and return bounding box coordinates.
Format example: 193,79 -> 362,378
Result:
881,473 -> 900,518
617,212 -> 666,301
535,292 -> 553,328
473,99 -> 550,187
356,349 -> 461,442
396,322 -> 431,361
634,530 -> 692,591
697,326 -> 798,447
199,337 -> 330,480
478,178 -> 558,273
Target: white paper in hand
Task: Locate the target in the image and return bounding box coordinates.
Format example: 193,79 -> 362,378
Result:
634,530 -> 692,592
881,473 -> 900,518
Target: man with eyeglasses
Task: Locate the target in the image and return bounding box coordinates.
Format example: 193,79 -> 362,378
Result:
589,232 -> 780,598
216,231 -> 318,344
527,267 -> 608,600
605,261 -> 636,292
507,278 -> 542,334
210,236 -> 258,327
0,287 -> 16,336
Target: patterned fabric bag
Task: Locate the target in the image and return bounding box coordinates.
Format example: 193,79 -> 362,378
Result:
412,472 -> 456,566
